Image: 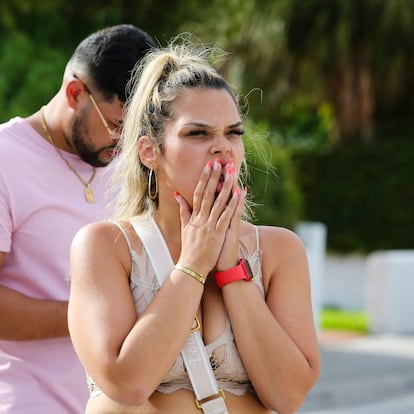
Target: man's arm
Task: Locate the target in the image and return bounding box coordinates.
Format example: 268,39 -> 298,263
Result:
0,251 -> 69,340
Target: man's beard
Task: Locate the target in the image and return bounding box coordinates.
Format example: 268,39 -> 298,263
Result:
69,114 -> 116,168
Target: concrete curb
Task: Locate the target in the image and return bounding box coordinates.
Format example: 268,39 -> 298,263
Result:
299,333 -> 414,413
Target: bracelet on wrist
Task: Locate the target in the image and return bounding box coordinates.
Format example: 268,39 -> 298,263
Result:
174,264 -> 206,285
214,258 -> 253,288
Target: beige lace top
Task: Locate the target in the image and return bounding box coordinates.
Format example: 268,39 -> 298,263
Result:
87,222 -> 264,398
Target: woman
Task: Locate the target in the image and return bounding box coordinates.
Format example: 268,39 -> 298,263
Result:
68,41 -> 320,414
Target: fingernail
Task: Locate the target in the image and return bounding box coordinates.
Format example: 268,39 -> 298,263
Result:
226,160 -> 234,171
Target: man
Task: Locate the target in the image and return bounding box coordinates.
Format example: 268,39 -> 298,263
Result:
0,24 -> 155,413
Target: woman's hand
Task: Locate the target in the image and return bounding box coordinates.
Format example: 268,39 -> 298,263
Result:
215,177 -> 247,272
174,158 -> 241,276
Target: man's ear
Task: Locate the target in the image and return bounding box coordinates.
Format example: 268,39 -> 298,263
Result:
138,136 -> 158,169
65,78 -> 84,108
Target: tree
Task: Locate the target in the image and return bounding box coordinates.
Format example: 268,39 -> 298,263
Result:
2,0 -> 414,142
285,0 -> 414,142
0,0 -> 200,120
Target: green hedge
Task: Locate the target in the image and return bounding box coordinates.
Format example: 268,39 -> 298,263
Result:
292,137 -> 414,253
245,123 -> 303,229
321,308 -> 369,333
0,32 -> 66,120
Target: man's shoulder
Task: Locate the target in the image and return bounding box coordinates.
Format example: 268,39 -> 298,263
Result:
0,116 -> 24,133
0,118 -> 37,172
0,117 -> 29,146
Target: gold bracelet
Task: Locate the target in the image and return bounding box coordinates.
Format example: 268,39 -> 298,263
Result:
174,264 -> 206,285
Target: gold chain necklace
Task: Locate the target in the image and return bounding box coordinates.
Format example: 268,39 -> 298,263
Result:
40,106 -> 96,203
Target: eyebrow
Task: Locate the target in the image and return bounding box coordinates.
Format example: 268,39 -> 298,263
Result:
183,121 -> 243,129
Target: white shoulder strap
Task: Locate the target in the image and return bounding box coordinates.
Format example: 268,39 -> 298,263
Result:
130,217 -> 173,283
130,217 -> 228,414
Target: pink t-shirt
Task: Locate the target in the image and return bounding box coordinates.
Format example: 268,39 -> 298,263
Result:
0,117 -> 110,413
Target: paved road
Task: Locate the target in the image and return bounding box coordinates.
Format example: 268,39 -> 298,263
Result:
298,334 -> 414,414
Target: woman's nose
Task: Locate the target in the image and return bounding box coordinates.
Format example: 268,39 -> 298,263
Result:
211,135 -> 231,154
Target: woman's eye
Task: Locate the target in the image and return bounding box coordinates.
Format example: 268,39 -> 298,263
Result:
228,129 -> 244,137
188,129 -> 208,136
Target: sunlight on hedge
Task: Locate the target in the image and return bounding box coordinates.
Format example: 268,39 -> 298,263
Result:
321,308 -> 369,333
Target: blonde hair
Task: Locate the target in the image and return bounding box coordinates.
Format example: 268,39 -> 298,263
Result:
107,40 -> 248,221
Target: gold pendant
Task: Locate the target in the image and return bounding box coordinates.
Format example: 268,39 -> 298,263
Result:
84,185 -> 95,203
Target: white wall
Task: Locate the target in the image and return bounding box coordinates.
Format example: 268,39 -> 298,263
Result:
295,222 -> 368,316
322,253 -> 367,311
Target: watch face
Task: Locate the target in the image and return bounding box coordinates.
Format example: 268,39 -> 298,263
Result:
243,258 -> 254,280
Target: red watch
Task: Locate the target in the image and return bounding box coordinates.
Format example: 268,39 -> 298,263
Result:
214,259 -> 253,288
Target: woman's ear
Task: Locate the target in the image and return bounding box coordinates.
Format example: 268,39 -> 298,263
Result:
138,136 -> 158,169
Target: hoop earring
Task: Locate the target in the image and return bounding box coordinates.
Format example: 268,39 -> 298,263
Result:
148,169 -> 158,200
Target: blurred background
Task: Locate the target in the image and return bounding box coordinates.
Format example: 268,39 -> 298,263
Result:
1,0 -> 413,331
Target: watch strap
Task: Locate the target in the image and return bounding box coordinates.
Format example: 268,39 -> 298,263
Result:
214,258 -> 252,288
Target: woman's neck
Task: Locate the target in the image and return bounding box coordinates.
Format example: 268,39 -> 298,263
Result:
153,207 -> 182,262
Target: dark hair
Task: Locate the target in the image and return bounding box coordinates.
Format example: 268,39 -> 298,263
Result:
69,24 -> 155,102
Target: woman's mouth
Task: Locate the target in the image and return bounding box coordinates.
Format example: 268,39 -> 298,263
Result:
216,174 -> 225,194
